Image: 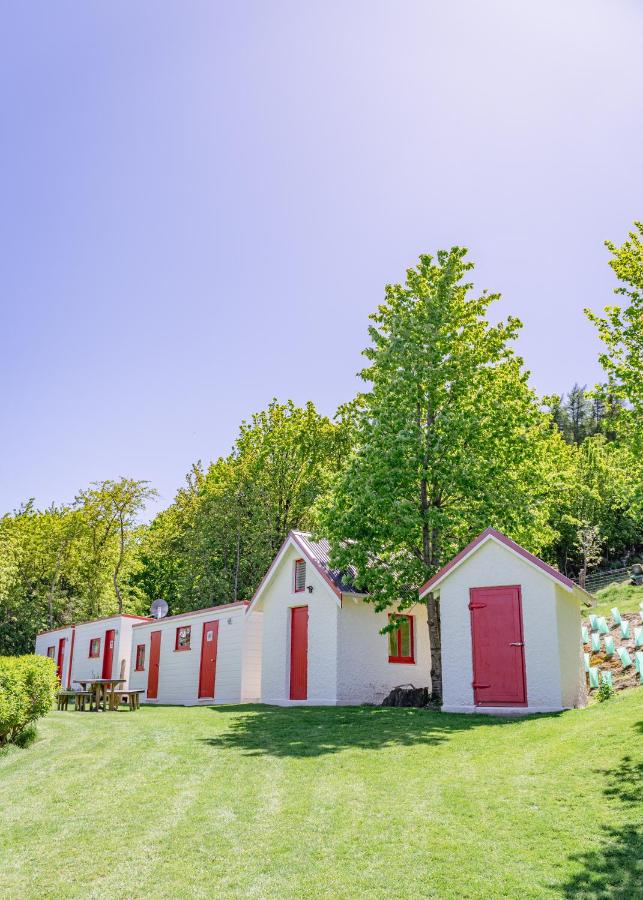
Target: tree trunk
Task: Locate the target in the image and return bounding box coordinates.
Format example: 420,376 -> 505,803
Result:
113,516 -> 125,614
426,591 -> 442,704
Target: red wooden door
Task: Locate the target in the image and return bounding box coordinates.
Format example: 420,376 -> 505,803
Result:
147,631 -> 162,699
198,620 -> 219,699
102,629 -> 115,679
289,606 -> 308,700
469,586 -> 526,706
56,638 -> 66,683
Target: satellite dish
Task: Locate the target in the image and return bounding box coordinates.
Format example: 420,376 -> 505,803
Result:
150,598 -> 169,620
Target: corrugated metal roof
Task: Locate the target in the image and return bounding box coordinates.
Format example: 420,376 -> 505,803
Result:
292,531 -> 363,594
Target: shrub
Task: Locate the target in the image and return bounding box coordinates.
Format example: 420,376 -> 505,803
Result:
596,681 -> 614,703
0,655 -> 59,747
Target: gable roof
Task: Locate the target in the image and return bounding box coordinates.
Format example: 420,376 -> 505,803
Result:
247,531 -> 362,614
418,527 -> 593,605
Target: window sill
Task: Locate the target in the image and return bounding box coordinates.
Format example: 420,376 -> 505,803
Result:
135,667 -> 145,672
389,657 -> 416,664
174,647 -> 191,652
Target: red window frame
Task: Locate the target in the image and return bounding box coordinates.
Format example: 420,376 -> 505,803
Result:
135,644 -> 146,671
294,558 -> 306,593
46,646 -> 55,659
388,614 -> 415,664
175,625 -> 191,651
89,637 -> 101,658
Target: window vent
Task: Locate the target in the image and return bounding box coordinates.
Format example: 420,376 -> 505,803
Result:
294,559 -> 306,593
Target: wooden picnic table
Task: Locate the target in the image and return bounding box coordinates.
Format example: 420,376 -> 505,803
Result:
75,678 -> 125,711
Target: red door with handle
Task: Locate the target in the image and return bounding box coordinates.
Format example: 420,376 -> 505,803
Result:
101,629 -> 115,679
469,585 -> 526,706
56,638 -> 66,683
198,620 -> 219,699
289,606 -> 308,700
147,631 -> 162,699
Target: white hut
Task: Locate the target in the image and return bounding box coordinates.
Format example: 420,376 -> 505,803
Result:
419,528 -> 590,715
35,615 -> 151,689
248,531 -> 431,706
128,602 -> 262,705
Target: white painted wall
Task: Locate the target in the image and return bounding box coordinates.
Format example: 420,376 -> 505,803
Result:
555,584 -> 587,709
34,626 -> 73,686
258,543 -> 340,705
438,539 -> 584,714
71,616 -> 146,688
337,597 -> 432,704
128,604 -> 248,705
241,610 -> 263,702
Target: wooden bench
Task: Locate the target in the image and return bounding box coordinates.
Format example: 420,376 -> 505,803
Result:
74,690 -> 93,712
57,690 -> 76,711
109,689 -> 144,711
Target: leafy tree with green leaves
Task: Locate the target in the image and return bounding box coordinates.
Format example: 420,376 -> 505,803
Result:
585,221 -> 643,454
75,479 -> 157,614
137,400 -> 351,614
320,248 -> 573,702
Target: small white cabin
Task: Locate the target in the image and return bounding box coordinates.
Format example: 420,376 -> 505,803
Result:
248,531 -> 431,706
35,615 -> 151,689
419,528 -> 590,715
128,602 -> 262,706
71,615 -> 151,688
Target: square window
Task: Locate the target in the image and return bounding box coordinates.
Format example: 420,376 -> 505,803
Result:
46,646 -> 55,659
294,558 -> 306,593
89,638 -> 101,658
135,644 -> 145,671
388,615 -> 415,664
175,625 -> 191,651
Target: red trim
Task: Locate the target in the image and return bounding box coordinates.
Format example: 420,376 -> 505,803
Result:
175,625 -> 192,651
56,638 -> 66,683
147,631 -> 161,699
294,558 -> 306,593
419,527 -> 577,598
66,627 -> 76,688
37,624 -> 73,637
135,644 -> 145,671
88,637 -> 101,658
133,601 -> 248,628
387,614 -> 415,663
289,606 -> 308,700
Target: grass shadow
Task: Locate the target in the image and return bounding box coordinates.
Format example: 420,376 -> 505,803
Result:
201,703 -> 556,758
560,720 -> 643,898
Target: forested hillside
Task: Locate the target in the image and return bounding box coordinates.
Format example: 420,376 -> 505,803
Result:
2,226 -> 641,654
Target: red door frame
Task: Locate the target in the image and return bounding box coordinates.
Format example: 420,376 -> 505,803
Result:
289,606 -> 308,701
101,628 -> 115,679
469,585 -> 527,706
147,631 -> 162,699
66,627 -> 76,688
198,620 -> 219,699
56,637 -> 66,683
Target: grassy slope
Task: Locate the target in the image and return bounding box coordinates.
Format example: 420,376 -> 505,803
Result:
590,582 -> 643,620
0,696 -> 641,900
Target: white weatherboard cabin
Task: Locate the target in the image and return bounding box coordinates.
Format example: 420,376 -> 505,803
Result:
35,615 -> 152,690
128,602 -> 262,705
248,531 -> 431,705
419,528 -> 590,715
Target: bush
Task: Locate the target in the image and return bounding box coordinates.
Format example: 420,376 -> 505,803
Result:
0,655 -> 59,747
596,681 -> 614,703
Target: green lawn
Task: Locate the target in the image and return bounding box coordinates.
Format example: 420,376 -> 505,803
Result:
590,581 -> 643,620
1,695 -> 641,899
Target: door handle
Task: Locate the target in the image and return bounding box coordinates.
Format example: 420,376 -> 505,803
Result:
472,683 -> 490,689
510,642 -> 524,647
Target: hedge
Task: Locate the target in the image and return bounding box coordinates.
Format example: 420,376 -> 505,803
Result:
0,655 -> 59,747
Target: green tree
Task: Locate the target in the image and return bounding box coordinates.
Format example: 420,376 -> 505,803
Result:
585,221 -> 643,454
137,400 -> 351,614
75,479 -> 157,614
320,249 -> 572,702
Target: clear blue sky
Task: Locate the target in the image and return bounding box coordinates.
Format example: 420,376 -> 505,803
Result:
1,1 -> 642,517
